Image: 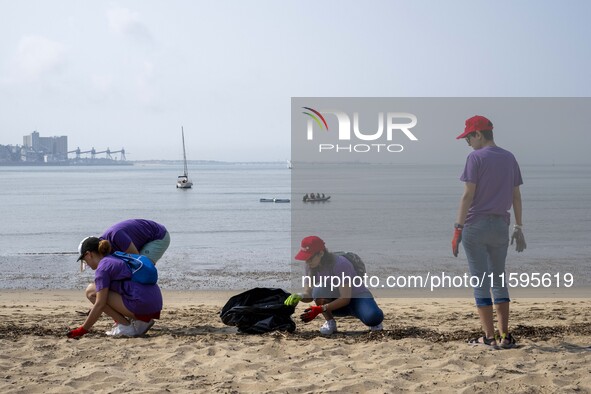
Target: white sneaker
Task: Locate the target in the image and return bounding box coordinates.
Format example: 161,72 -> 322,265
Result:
106,322 -> 137,337
319,319 -> 337,335
131,319 -> 155,336
105,322 -> 119,336
370,323 -> 383,332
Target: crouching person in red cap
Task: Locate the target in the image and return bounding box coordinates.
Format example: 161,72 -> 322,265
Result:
287,235 -> 384,335
67,237 -> 162,339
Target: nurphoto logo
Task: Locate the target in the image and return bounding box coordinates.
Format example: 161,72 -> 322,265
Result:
302,107 -> 418,153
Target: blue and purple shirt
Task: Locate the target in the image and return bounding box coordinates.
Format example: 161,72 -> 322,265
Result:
94,255 -> 163,315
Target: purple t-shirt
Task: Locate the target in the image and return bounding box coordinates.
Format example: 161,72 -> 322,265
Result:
101,219 -> 167,252
309,255 -> 368,297
460,146 -> 523,225
94,255 -> 163,315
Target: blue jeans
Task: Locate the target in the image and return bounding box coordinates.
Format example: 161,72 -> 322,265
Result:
462,216 -> 511,307
311,288 -> 384,327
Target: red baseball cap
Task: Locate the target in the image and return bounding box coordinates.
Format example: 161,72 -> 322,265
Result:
456,115 -> 493,139
294,236 -> 326,261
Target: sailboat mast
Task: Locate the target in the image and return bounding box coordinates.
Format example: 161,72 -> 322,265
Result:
182,126 -> 189,177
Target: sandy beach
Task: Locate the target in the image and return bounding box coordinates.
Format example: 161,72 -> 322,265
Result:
1,290 -> 590,393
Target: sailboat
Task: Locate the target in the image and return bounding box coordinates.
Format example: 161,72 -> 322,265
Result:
287,160 -> 293,169
176,127 -> 193,189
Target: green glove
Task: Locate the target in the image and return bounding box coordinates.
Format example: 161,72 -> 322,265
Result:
284,293 -> 303,307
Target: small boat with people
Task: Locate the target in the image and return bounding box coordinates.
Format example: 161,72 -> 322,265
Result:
303,193 -> 331,202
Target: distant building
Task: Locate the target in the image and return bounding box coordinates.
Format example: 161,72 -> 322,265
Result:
0,145 -> 22,162
22,131 -> 68,162
1,131 -> 128,165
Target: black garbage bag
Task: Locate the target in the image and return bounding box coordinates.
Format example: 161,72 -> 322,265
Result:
220,288 -> 296,334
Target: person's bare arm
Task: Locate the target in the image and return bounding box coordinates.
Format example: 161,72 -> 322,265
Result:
456,182 -> 476,225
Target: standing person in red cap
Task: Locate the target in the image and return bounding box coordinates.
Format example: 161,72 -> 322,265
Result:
452,115 -> 526,349
286,235 -> 384,335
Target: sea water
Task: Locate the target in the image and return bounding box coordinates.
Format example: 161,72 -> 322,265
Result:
0,163 -> 291,290
292,163 -> 591,295
0,163 -> 590,291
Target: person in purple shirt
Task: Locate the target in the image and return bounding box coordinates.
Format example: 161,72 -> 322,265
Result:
452,115 -> 526,349
287,236 -> 384,335
67,236 -> 163,339
100,219 -> 170,264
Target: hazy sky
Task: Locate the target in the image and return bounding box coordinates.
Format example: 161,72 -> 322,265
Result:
1,1 -> 590,162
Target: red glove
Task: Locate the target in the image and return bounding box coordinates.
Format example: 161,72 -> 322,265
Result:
451,227 -> 463,257
300,305 -> 324,323
67,326 -> 88,339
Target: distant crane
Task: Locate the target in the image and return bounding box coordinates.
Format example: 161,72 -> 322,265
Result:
94,148 -> 126,160
110,148 -> 126,161
67,147 -> 81,159
94,148 -> 111,159
67,147 -> 126,160
67,147 -> 95,159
